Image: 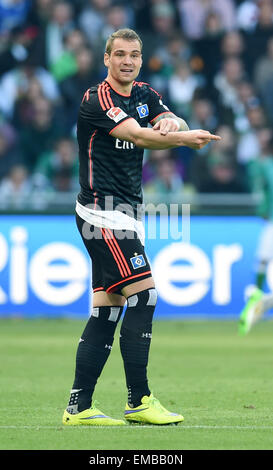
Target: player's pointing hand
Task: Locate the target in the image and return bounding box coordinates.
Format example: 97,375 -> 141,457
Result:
182,129 -> 221,150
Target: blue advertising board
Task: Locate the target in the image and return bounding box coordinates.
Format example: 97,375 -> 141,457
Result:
0,214 -> 271,319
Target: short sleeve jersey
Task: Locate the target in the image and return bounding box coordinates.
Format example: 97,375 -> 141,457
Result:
77,80 -> 173,218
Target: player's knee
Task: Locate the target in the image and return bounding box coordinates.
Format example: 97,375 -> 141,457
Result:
81,306 -> 123,346
127,288 -> 157,309
120,288 -> 157,337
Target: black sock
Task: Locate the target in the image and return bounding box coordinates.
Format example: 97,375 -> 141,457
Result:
256,261 -> 267,290
256,271 -> 266,290
120,288 -> 157,408
67,305 -> 122,413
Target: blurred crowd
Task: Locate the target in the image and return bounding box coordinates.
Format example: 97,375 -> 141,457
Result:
0,0 -> 273,208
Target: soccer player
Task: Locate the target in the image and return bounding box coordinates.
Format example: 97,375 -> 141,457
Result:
62,28 -> 221,426
239,135 -> 273,336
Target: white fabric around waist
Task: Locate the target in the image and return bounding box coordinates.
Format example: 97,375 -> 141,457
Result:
76,200 -> 145,245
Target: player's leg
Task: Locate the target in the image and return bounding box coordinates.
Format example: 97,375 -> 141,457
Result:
69,291 -> 125,412
256,259 -> 267,290
63,291 -> 126,425
119,277 -> 184,425
239,222 -> 273,336
120,277 -> 155,407
238,286 -> 264,336
239,280 -> 273,337
63,215 -> 126,425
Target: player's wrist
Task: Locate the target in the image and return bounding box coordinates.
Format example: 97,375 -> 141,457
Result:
176,118 -> 189,132
178,130 -> 194,147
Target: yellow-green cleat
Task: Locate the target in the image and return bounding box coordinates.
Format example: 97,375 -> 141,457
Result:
62,402 -> 126,426
238,287 -> 264,336
124,394 -> 184,425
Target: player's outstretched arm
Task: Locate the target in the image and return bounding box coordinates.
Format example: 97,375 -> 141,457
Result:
111,117 -> 221,150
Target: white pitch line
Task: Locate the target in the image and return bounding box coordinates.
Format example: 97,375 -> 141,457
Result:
0,425 -> 273,430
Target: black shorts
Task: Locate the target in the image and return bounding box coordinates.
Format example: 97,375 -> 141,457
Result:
76,213 -> 152,295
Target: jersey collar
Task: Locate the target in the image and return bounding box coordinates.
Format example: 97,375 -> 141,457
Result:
104,80 -> 132,98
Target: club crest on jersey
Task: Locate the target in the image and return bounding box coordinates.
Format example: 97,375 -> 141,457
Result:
136,104 -> 149,118
130,254 -> 146,270
106,107 -> 127,123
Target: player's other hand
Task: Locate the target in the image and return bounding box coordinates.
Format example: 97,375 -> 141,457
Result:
183,129 -> 221,150
153,118 -> 180,135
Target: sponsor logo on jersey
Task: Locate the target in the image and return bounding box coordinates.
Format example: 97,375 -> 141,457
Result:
106,107 -> 127,123
130,254 -> 146,269
115,138 -> 135,150
136,104 -> 149,118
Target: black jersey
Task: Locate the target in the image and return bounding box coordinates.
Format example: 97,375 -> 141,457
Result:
77,79 -> 172,218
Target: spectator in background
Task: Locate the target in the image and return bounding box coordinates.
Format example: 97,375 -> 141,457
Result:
216,30 -> 255,119
78,0 -> 112,45
27,0 -> 75,69
0,0 -> 31,36
26,0 -> 55,29
195,124 -> 245,193
0,24 -> 38,76
189,96 -> 218,135
247,127 -> 273,191
19,96 -> 64,171
193,11 -> 224,89
220,30 -> 246,62
0,123 -> 24,182
244,0 -> 273,77
44,0 -> 74,66
214,56 -> 247,125
237,104 -> 268,164
147,33 -> 193,94
204,10 -> 225,37
140,1 -> 178,77
59,46 -> 99,130
0,164 -> 32,209
180,94 -> 219,182
133,0 -> 155,33
236,80 -> 259,110
232,79 -> 260,133
150,1 -> 179,36
50,28 -> 88,82
253,36 -> 273,123
204,156 -> 244,193
32,136 -> 78,192
166,61 -> 205,120
143,149 -> 185,197
12,76 -> 49,128
154,33 -> 192,74
236,0 -> 259,32
253,36 -> 273,94
254,0 -> 273,39
0,58 -> 60,120
94,3 -> 134,61
178,0 -> 236,40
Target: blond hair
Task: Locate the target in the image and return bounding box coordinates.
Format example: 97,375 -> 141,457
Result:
105,28 -> 143,55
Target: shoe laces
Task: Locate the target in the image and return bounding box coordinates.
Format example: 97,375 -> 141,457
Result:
148,395 -> 168,414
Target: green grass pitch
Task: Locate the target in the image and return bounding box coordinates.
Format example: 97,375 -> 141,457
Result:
1,317 -> 273,450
